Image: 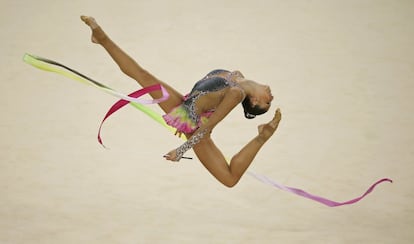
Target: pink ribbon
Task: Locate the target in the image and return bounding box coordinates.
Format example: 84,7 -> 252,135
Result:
248,172 -> 392,207
98,84 -> 169,147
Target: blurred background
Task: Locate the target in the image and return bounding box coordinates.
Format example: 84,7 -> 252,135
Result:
1,0 -> 413,243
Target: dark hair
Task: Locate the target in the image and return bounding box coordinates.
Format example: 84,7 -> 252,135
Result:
242,97 -> 268,119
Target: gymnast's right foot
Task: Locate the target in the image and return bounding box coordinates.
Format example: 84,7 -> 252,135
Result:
81,15 -> 103,44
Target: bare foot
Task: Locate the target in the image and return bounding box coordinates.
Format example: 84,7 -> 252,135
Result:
80,15 -> 101,44
257,108 -> 281,142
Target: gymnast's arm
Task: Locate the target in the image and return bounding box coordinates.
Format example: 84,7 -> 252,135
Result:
164,87 -> 245,161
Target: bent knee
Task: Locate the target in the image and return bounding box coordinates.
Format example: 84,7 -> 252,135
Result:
221,177 -> 240,188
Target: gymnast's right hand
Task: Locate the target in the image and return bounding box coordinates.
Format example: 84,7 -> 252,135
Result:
164,149 -> 180,162
257,108 -> 282,142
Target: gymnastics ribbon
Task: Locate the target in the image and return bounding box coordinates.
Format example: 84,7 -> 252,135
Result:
97,84 -> 168,147
23,53 -> 172,147
24,53 -> 392,207
248,172 -> 392,207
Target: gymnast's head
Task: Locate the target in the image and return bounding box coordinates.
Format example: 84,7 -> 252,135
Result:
240,80 -> 274,119
205,69 -> 274,119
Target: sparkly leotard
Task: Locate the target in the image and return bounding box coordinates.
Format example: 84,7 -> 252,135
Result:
163,69 -> 240,134
163,69 -> 243,160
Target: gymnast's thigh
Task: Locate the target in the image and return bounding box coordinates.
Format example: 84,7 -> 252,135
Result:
193,137 -> 232,179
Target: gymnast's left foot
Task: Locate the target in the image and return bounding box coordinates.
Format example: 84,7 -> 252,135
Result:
81,15 -> 104,44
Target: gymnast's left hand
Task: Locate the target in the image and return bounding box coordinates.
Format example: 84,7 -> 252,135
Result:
164,149 -> 180,162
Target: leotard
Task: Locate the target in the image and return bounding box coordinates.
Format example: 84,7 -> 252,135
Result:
163,69 -> 241,134
162,69 -> 243,160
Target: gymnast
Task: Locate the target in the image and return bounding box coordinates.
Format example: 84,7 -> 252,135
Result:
81,16 -> 282,187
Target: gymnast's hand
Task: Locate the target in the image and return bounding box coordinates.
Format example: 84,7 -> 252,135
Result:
164,149 -> 179,162
257,108 -> 282,143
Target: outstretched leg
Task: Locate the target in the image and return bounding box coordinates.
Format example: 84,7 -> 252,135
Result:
193,108 -> 282,187
81,15 -> 183,114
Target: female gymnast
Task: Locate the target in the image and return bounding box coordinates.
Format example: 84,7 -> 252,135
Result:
81,16 -> 282,187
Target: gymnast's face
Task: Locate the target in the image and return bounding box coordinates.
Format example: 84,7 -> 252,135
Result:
253,84 -> 273,111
